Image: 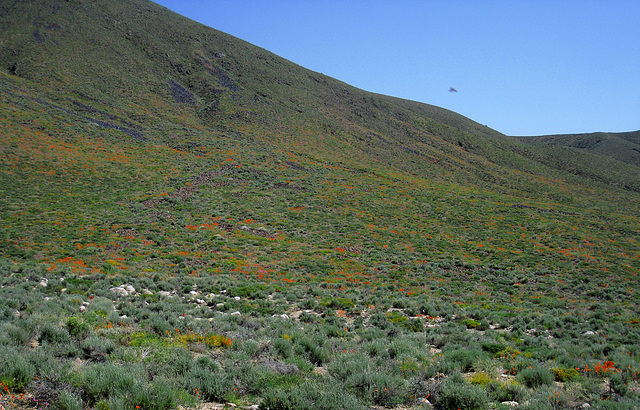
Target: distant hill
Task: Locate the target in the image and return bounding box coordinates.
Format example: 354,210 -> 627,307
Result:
516,131 -> 640,168
512,131 -> 640,192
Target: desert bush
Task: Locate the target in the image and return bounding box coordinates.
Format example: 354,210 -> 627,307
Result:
39,323 -> 72,344
443,347 -> 485,372
609,373 -> 629,397
56,389 -> 83,410
272,337 -> 292,358
293,335 -> 330,365
485,380 -> 526,403
435,375 -> 489,410
82,362 -> 144,403
517,365 -> 554,388
0,346 -> 35,390
260,379 -> 365,410
184,364 -> 232,402
328,352 -> 370,381
82,336 -> 115,361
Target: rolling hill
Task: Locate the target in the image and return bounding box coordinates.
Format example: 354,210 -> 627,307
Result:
0,1 -> 639,409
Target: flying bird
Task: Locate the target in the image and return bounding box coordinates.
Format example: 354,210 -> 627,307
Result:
449,87 -> 458,93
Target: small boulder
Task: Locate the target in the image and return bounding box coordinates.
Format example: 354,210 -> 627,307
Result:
110,286 -> 128,297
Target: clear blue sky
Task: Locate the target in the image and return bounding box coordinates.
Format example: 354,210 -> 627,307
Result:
151,0 -> 639,136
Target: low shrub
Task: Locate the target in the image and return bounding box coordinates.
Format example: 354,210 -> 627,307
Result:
436,376 -> 489,410
481,342 -> 506,355
260,379 -> 365,410
551,366 -> 581,382
184,366 -> 232,402
56,389 -> 83,410
517,365 -> 554,388
38,323 -> 71,344
0,347 -> 35,391
66,316 -> 90,337
469,372 -> 492,386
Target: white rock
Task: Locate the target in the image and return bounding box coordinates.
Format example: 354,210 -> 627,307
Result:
234,296 -> 241,300
110,287 -> 128,297
501,401 -> 519,407
159,291 -> 172,297
143,289 -> 153,295
79,305 -> 86,312
125,285 -> 135,293
39,278 -> 48,287
582,331 -> 595,336
280,314 -> 289,320
196,299 -> 205,304
189,290 -> 198,295
230,311 -> 242,316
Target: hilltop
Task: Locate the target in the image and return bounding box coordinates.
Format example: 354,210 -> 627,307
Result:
0,1 -> 639,409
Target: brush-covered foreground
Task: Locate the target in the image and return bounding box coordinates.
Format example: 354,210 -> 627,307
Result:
1,0 -> 640,408
1,257 -> 639,410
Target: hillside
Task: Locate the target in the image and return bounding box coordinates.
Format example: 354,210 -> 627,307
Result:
512,131 -> 640,191
516,131 -> 640,167
1,1 -> 639,409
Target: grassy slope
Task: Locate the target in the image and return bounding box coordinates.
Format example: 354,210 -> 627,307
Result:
1,0 -> 639,409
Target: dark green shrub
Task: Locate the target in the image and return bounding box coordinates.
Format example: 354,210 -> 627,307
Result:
481,342 -> 506,355
65,316 -> 90,337
462,318 -> 488,330
0,322 -> 30,346
517,366 -> 554,388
